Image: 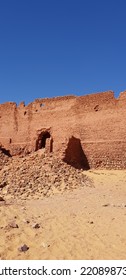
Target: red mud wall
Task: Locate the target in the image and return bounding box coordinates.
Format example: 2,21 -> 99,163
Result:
0,91 -> 126,169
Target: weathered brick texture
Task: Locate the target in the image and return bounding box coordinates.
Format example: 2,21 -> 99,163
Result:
0,90 -> 126,169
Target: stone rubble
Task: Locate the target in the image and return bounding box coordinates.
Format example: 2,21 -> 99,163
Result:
0,150 -> 93,200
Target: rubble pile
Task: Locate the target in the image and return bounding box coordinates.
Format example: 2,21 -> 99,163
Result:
0,151 -> 93,200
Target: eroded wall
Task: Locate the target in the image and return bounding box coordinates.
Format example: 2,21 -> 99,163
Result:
0,91 -> 126,169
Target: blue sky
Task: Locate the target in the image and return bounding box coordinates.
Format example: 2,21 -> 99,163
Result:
0,0 -> 126,104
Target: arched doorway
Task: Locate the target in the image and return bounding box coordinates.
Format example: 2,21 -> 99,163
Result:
36,131 -> 53,152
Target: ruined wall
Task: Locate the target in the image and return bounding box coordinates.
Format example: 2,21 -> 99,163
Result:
0,90 -> 126,169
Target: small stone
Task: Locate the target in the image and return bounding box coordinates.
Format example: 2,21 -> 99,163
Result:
32,223 -> 40,229
41,242 -> 50,248
21,207 -> 26,211
87,221 -> 94,224
9,221 -> 19,228
0,196 -> 5,202
18,244 -> 29,252
23,219 -> 30,224
102,203 -> 110,207
0,182 -> 7,189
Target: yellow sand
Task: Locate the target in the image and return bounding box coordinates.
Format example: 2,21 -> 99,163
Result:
0,170 -> 126,260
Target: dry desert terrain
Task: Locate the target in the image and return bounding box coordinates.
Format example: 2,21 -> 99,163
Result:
0,151 -> 126,259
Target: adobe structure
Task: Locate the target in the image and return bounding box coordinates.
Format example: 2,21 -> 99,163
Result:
0,90 -> 126,169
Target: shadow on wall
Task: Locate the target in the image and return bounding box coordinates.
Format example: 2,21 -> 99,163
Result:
63,136 -> 90,170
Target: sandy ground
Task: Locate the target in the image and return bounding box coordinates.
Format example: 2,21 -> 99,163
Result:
0,169 -> 126,260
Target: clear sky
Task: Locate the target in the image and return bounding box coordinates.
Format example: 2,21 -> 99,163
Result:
0,0 -> 126,104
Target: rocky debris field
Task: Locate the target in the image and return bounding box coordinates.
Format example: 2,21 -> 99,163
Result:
0,150 -> 93,200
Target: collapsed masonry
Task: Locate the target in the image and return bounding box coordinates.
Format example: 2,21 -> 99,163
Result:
0,90 -> 126,169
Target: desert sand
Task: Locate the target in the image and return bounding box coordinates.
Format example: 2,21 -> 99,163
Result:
0,168 -> 126,260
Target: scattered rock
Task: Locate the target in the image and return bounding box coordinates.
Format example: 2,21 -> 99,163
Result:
23,219 -> 30,224
111,203 -> 126,208
0,196 -> 5,202
8,221 -> 19,228
102,203 -> 110,207
18,244 -> 29,252
41,242 -> 50,248
87,221 -> 94,224
0,182 -> 7,189
0,153 -> 93,200
32,223 -> 40,229
21,207 -> 26,211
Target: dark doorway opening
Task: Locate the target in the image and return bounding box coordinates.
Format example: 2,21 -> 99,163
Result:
41,132 -> 50,149
63,136 -> 90,170
36,131 -> 53,152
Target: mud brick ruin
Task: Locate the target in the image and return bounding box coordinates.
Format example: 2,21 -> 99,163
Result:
0,90 -> 126,169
